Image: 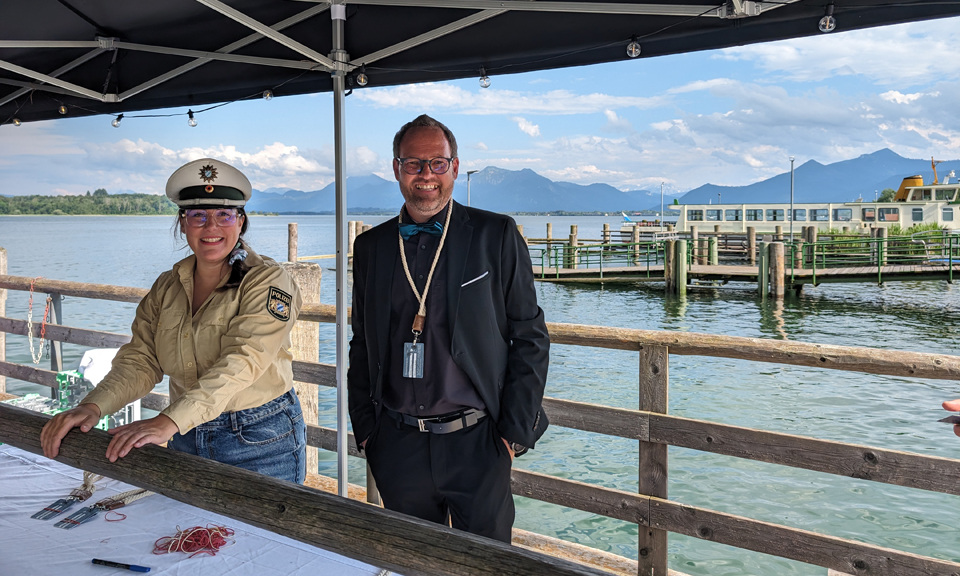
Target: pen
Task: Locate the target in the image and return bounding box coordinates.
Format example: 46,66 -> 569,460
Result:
91,558 -> 151,573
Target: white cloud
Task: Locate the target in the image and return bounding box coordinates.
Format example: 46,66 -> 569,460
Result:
602,110 -> 632,133
717,17 -> 960,87
513,117 -> 541,137
354,83 -> 661,115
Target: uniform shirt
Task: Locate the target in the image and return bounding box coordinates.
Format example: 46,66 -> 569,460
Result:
384,206 -> 484,417
81,248 -> 302,433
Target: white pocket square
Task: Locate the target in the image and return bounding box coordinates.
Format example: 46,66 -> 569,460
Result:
461,271 -> 489,287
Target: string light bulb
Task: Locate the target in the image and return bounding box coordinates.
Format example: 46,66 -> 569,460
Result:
13,117 -> 22,126
479,67 -> 491,89
819,3 -> 836,33
262,89 -> 273,100
187,109 -> 197,127
626,37 -> 642,58
58,104 -> 68,115
111,114 -> 123,128
356,65 -> 368,87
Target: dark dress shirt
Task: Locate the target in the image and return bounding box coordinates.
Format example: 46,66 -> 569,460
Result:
383,206 -> 484,417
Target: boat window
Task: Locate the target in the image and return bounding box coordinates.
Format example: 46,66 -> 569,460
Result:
811,209 -> 829,221
936,188 -> 957,201
689,209 -> 704,221
914,189 -> 933,201
862,207 -> 876,222
745,209 -> 763,221
943,207 -> 954,222
790,209 -> 806,222
912,208 -> 924,222
833,208 -> 852,221
706,209 -> 722,221
725,209 -> 742,221
766,209 -> 784,221
878,207 -> 899,222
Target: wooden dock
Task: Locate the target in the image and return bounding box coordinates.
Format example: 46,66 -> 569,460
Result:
533,262 -> 960,286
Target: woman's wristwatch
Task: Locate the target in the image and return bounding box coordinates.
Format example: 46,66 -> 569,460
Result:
509,441 -> 528,457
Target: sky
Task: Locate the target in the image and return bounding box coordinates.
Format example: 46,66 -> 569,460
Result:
1,15 -> 959,201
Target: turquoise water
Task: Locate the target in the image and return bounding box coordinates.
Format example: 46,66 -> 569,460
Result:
2,214 -> 959,575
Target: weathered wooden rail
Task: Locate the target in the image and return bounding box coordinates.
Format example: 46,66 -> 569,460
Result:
2,273 -> 960,576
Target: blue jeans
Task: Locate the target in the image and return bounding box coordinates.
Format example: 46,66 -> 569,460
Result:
168,389 -> 307,484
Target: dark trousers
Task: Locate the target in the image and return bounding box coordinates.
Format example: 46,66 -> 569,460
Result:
364,415 -> 515,542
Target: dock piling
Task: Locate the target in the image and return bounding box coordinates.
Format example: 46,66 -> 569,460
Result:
674,240 -> 688,296
288,222 -> 298,262
747,227 -> 756,265
770,242 -> 786,299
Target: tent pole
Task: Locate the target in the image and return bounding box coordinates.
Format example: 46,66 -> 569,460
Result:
331,3 -> 349,498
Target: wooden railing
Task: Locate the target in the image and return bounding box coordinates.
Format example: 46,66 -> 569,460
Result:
2,274 -> 960,576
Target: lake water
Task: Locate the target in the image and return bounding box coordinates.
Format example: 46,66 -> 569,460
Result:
1,214 -> 959,575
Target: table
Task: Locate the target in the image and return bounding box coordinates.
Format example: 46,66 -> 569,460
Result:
0,445 -> 385,576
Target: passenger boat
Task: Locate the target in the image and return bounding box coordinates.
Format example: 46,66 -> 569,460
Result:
669,166 -> 960,234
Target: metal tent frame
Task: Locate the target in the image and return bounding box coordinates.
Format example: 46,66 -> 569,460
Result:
3,0 -> 960,494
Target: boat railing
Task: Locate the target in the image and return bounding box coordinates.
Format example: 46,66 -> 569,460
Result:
1,272 -> 960,576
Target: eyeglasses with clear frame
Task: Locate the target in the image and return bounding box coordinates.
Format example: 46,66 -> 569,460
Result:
181,208 -> 241,228
395,156 -> 455,176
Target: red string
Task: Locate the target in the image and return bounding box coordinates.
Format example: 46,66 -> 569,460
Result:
104,511 -> 127,522
153,524 -> 235,558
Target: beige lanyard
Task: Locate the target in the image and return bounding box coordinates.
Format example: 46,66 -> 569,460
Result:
398,201 -> 453,339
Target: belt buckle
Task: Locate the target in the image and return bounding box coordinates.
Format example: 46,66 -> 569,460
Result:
417,418 -> 427,432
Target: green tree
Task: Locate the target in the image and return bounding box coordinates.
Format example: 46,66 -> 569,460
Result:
878,188 -> 896,202
92,188 -> 108,197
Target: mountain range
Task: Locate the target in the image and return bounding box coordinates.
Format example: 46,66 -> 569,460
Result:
244,149 -> 960,214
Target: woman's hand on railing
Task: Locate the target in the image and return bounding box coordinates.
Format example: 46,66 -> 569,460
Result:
942,399 -> 960,437
40,402 -> 102,459
105,414 -> 179,462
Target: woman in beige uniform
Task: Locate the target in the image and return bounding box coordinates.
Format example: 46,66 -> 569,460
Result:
41,158 -> 307,483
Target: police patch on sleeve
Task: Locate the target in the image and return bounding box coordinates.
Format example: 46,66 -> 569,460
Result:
267,286 -> 293,321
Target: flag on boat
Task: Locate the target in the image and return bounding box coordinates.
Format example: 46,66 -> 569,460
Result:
621,212 -> 632,222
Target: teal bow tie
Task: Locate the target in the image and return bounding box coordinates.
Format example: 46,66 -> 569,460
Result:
399,221 -> 444,240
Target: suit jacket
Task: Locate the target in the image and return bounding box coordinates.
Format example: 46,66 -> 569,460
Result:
348,201 -> 549,448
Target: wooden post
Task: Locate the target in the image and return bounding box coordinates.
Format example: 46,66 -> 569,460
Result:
280,262 -> 322,475
666,224 -> 674,232
663,240 -> 675,294
674,240 -> 687,296
638,345 -> 668,576
602,223 -> 610,245
747,227 -> 756,265
775,225 -> 783,241
0,247 -> 5,393
690,226 -> 698,265
348,221 -> 358,256
877,227 -> 888,267
708,237 -> 718,265
700,238 -> 709,265
288,222 -> 298,262
793,241 -> 804,270
545,223 -> 554,266
632,225 -> 641,264
714,224 -> 721,233
564,225 -> 578,269
758,242 -> 768,298
49,292 -> 64,378
770,242 -> 785,299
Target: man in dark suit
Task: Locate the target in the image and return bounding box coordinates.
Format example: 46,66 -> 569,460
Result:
348,114 -> 549,542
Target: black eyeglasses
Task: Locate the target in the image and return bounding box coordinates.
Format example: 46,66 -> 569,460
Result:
181,208 -> 240,228
396,157 -> 455,175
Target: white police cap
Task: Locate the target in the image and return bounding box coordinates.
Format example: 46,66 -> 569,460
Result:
165,158 -> 252,208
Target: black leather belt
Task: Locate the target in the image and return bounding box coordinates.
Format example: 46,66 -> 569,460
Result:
385,408 -> 488,434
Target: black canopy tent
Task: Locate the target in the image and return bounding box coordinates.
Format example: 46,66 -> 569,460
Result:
3,0 -> 959,499
3,1 -> 960,123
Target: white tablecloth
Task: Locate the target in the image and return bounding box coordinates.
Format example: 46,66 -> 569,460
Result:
0,445 -> 384,576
